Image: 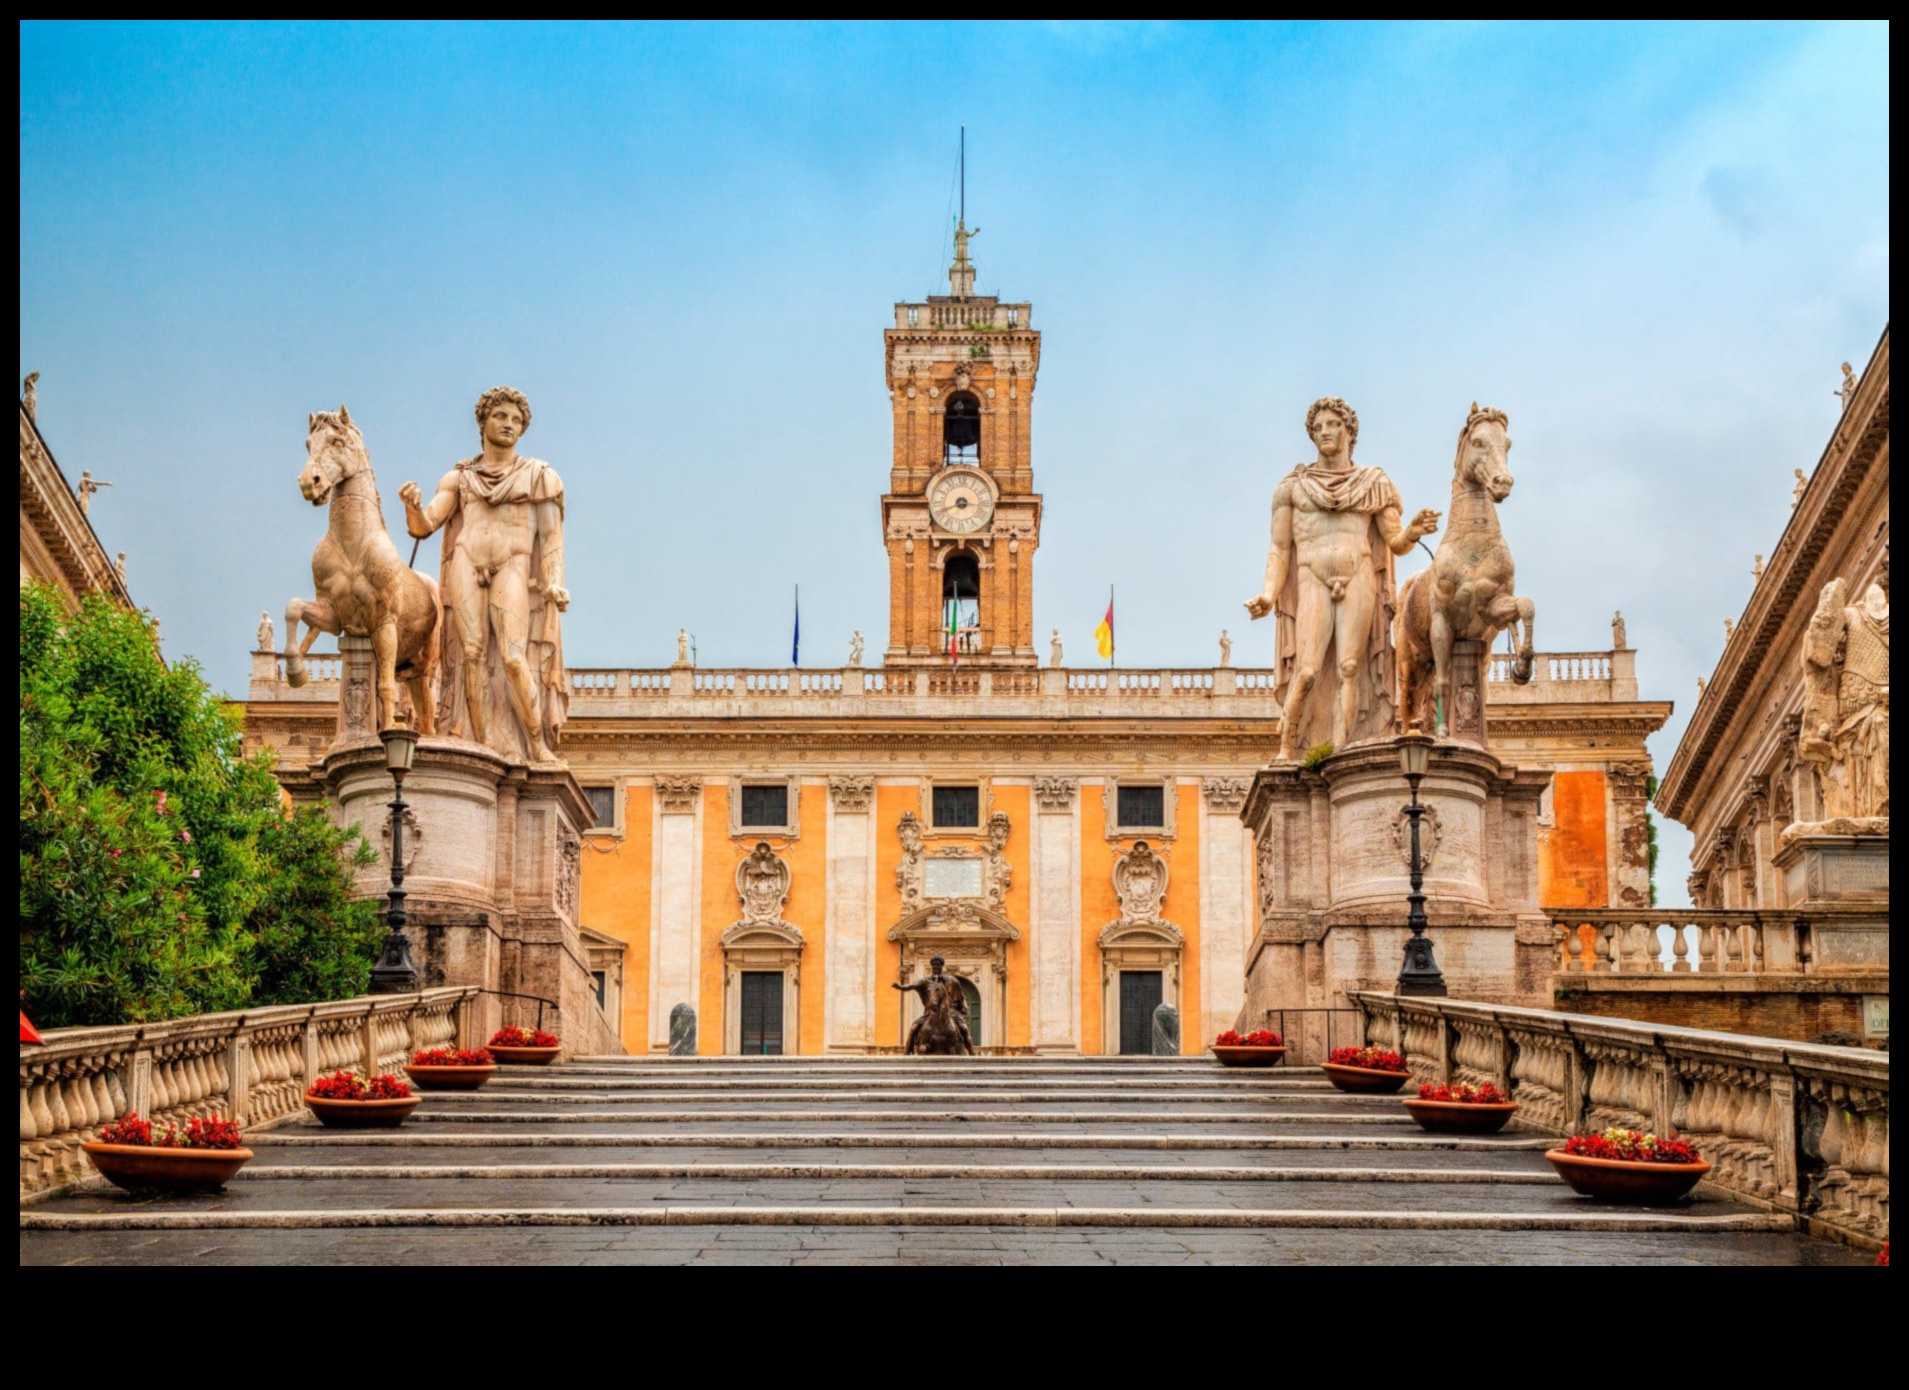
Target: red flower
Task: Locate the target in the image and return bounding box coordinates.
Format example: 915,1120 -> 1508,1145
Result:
98,1113 -> 153,1146
490,1025 -> 560,1049
1561,1128 -> 1703,1164
307,1070 -> 414,1101
1416,1081 -> 1510,1105
1214,1029 -> 1286,1048
411,1047 -> 495,1067
95,1112 -> 242,1149
1329,1045 -> 1407,1073
1878,1242 -> 1889,1267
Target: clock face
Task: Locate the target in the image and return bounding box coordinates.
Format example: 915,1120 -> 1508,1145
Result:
928,468 -> 996,535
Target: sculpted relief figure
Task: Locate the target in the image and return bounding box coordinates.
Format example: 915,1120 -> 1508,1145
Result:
1246,397 -> 1439,761
1795,575 -> 1889,832
401,388 -> 569,763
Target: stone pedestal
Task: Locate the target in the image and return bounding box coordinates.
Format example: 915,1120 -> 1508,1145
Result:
1240,740 -> 1551,1061
320,738 -> 621,1056
1773,830 -> 1889,911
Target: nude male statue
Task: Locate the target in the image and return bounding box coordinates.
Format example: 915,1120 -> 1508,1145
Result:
400,387 -> 569,762
1245,397 -> 1439,762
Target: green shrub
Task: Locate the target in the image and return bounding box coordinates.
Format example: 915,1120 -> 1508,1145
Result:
19,583 -> 378,1027
1302,742 -> 1336,768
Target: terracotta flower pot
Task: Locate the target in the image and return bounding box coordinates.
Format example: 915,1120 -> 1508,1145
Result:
304,1094 -> 422,1128
82,1141 -> 254,1193
1321,1062 -> 1411,1094
1403,1098 -> 1520,1134
487,1044 -> 562,1066
403,1063 -> 497,1091
1211,1045 -> 1287,1068
1545,1149 -> 1711,1205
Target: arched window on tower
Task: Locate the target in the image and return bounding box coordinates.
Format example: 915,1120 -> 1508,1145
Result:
942,552 -> 981,656
943,392 -> 981,468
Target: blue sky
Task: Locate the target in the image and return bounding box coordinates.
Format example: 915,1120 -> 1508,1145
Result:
19,22 -> 1891,900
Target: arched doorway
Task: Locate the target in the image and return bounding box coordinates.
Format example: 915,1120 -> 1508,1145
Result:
958,976 -> 982,1047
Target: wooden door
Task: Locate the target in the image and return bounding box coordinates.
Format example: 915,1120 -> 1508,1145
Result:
1118,971 -> 1163,1055
740,971 -> 784,1055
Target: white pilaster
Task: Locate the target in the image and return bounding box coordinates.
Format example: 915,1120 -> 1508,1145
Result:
825,781 -> 876,1050
649,787 -> 702,1052
1199,790 -> 1249,1049
1030,778 -> 1080,1052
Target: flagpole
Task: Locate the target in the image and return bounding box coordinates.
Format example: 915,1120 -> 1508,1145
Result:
1110,584 -> 1116,669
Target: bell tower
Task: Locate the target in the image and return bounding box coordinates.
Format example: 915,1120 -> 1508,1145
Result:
882,222 -> 1042,666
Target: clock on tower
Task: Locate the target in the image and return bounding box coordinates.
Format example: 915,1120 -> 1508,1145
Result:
880,223 -> 1042,667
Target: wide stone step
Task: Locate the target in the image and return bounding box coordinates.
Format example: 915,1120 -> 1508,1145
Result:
241,1140 -> 1553,1169
383,1108 -> 1425,1128
445,1089 -> 1367,1106
228,1160 -> 1558,1184
20,1203 -> 1793,1234
247,1129 -> 1557,1152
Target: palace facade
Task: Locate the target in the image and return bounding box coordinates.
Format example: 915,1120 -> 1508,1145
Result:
243,240 -> 1670,1055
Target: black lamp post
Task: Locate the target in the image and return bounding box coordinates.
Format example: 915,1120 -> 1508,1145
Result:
367,727 -> 421,995
1395,728 -> 1447,997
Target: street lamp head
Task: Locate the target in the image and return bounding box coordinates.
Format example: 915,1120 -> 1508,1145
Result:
1398,727 -> 1432,782
380,726 -> 419,775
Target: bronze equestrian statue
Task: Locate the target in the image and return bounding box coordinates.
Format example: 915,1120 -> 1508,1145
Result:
893,956 -> 975,1055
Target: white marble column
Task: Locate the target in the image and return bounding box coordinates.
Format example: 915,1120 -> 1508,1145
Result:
649,777 -> 703,1053
1200,778 -> 1252,1049
825,775 -> 877,1051
1030,776 -> 1080,1052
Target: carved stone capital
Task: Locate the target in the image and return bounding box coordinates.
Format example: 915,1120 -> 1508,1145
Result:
1033,776 -> 1078,813
828,774 -> 875,813
656,775 -> 702,814
1202,776 -> 1249,813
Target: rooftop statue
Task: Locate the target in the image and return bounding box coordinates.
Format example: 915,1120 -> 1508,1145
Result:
284,405 -> 441,734
401,387 -> 569,763
1246,397 -> 1440,761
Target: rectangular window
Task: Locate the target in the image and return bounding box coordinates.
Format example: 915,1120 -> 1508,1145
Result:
583,785 -> 617,828
739,783 -> 790,830
931,784 -> 981,829
1116,783 -> 1166,830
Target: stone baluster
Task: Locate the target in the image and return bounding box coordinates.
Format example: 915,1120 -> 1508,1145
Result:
1668,922 -> 1692,972
1591,923 -> 1616,973
1723,923 -> 1746,973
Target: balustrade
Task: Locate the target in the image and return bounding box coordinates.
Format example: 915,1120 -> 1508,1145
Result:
19,987 -> 479,1198
1351,992 -> 1889,1248
1551,910 -> 1883,977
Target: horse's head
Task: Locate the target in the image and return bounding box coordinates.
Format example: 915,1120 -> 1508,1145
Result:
299,405 -> 368,505
1454,403 -> 1513,502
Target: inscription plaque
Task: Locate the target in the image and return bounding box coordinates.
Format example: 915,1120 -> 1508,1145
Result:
924,857 -> 984,899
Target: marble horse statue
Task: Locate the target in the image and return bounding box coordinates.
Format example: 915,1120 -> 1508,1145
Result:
284,406 -> 441,733
1397,404 -> 1535,736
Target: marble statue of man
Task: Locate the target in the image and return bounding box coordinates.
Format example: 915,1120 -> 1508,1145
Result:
1050,629 -> 1064,668
848,630 -> 864,667
1219,629 -> 1232,667
1245,397 -> 1440,761
257,611 -> 275,654
1798,575 -> 1889,827
400,386 -> 568,763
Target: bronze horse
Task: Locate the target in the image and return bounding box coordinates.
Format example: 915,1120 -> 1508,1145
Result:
893,957 -> 975,1055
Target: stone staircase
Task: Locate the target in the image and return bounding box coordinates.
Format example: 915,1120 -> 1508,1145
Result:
19,1057 -> 1866,1265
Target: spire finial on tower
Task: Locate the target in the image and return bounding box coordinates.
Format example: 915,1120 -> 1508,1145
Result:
948,127 -> 979,299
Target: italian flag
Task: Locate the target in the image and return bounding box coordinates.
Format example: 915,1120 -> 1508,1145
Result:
946,596 -> 960,665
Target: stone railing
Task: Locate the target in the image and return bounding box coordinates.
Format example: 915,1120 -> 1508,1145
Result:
1552,909 -> 1889,975
19,987 -> 478,1199
1486,647 -> 1638,703
1350,992 -> 1889,1248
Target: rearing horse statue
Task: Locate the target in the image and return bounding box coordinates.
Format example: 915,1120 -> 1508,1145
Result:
284,406 -> 440,734
1397,404 -> 1535,737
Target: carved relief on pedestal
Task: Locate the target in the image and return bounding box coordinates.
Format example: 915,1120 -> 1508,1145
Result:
343,672 -> 372,734
1033,776 -> 1078,813
380,805 -> 423,867
557,831 -> 581,920
655,775 -> 702,814
1392,803 -> 1442,873
828,774 -> 874,813
1201,777 -> 1249,814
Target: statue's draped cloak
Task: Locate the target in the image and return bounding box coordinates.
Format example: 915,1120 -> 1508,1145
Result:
434,454 -> 568,759
1273,461 -> 1402,753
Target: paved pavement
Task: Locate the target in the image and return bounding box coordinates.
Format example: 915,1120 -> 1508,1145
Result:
19,1057 -> 1867,1265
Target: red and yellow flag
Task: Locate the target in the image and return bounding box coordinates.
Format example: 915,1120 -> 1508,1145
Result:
1094,592 -> 1114,661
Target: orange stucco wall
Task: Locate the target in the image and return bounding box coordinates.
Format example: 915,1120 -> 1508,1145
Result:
576,784 -> 653,1051
1173,784 -> 1202,1056
874,783 -> 911,1048
1540,770 -> 1609,909
1079,789 -> 1114,1053
695,783 -> 828,1054
994,783 -> 1032,1048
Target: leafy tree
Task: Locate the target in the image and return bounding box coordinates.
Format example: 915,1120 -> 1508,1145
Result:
19,583 -> 378,1027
